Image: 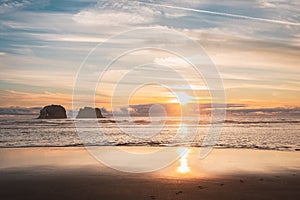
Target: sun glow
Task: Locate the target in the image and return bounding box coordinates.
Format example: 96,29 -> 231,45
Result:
170,92 -> 193,105
177,148 -> 191,173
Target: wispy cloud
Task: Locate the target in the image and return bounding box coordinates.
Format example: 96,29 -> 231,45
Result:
73,0 -> 161,26
0,90 -> 71,108
257,0 -> 277,8
140,1 -> 300,26
0,0 -> 49,14
0,0 -> 32,14
0,106 -> 40,115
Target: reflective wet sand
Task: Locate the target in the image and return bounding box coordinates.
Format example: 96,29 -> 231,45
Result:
1,147 -> 299,199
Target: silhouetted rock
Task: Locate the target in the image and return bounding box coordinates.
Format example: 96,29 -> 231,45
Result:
38,105 -> 67,119
76,107 -> 103,118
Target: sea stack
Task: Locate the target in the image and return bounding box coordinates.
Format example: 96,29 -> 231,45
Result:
76,107 -> 104,118
38,105 -> 67,119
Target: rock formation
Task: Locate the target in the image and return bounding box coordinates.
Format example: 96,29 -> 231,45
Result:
76,107 -> 104,118
38,105 -> 67,119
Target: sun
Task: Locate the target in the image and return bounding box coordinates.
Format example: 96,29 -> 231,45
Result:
170,92 -> 192,105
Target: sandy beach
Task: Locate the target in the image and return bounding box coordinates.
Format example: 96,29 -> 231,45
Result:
0,147 -> 299,200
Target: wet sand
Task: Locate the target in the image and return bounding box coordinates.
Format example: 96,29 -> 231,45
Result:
0,147 -> 299,200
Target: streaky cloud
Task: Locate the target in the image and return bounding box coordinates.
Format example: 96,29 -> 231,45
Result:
139,1 -> 300,26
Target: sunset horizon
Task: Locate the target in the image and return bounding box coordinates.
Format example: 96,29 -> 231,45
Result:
0,0 -> 299,200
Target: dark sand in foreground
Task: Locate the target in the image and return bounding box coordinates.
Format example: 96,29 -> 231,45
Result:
0,147 -> 299,200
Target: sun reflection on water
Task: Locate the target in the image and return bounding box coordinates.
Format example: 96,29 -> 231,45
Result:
177,148 -> 190,173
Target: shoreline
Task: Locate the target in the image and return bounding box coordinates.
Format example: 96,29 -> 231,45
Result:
1,145 -> 299,152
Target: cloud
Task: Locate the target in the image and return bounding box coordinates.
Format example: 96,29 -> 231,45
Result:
227,106 -> 300,116
256,0 -> 299,10
140,1 -> 300,26
0,106 -> 40,115
0,54 -> 77,90
72,0 -> 203,27
154,56 -> 189,67
291,34 -> 300,46
24,33 -> 109,43
0,0 -> 31,14
0,0 -> 49,14
115,103 -> 300,117
257,0 -> 277,8
73,10 -> 151,26
72,0 -> 162,26
0,90 -> 71,108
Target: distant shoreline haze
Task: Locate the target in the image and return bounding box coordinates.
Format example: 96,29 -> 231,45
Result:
0,105 -> 299,118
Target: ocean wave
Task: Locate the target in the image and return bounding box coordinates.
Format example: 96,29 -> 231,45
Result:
1,117 -> 299,151
224,119 -> 300,124
1,143 -> 299,152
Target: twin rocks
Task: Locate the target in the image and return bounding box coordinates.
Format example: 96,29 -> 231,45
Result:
38,105 -> 67,119
76,107 -> 103,118
38,105 -> 103,119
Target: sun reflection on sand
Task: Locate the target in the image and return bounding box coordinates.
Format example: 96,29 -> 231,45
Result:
177,148 -> 191,173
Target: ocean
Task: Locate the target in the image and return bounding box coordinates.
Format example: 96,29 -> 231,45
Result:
0,115 -> 299,151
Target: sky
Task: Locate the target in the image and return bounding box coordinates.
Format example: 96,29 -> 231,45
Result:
0,0 -> 299,115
